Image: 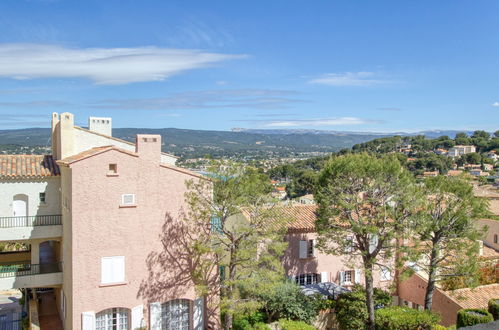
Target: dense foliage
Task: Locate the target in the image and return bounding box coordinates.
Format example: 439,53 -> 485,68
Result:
456,309 -> 494,328
375,306 -> 441,330
488,299 -> 499,320
277,319 -> 316,330
334,285 -> 392,330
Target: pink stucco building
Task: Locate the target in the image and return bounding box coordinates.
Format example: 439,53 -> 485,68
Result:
0,112 -> 218,330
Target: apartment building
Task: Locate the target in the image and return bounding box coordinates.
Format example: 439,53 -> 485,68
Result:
0,113 -> 216,330
448,145 -> 477,157
280,205 -> 393,291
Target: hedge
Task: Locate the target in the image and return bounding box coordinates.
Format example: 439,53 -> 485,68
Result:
456,309 -> 494,328
277,319 -> 315,330
488,299 -> 499,320
375,306 -> 441,330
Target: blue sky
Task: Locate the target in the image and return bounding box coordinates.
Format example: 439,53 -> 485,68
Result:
0,0 -> 498,132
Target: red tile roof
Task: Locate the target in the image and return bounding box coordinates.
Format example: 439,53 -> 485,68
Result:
0,155 -> 60,177
446,284 -> 499,309
57,146 -> 137,165
280,204 -> 318,232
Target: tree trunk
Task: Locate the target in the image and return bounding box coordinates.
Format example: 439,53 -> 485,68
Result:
364,261 -> 376,330
424,241 -> 439,311
223,248 -> 237,330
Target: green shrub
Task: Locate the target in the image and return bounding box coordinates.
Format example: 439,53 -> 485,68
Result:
234,311 -> 267,330
278,319 -> 315,330
431,325 -> 447,330
456,308 -> 494,328
375,306 -> 440,330
252,323 -> 271,330
488,299 -> 499,320
335,285 -> 392,330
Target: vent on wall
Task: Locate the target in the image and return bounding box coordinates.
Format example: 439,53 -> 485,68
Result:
121,194 -> 135,206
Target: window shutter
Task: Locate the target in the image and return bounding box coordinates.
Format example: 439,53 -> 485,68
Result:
311,239 -> 316,257
114,256 -> 125,283
193,297 -> 205,330
81,312 -> 95,330
355,269 -> 362,284
101,258 -> 113,284
299,240 -> 307,259
369,234 -> 378,253
150,302 -> 162,330
101,256 -> 125,284
339,271 -> 345,285
132,305 -> 144,330
320,271 -> 329,283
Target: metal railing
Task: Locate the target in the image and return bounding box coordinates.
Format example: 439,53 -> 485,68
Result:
0,215 -> 61,228
0,262 -> 62,278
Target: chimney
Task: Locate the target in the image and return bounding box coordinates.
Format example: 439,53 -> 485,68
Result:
51,113 -> 60,159
88,117 -> 112,136
135,134 -> 161,163
59,112 -> 75,160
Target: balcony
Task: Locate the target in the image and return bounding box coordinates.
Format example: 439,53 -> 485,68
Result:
0,215 -> 62,241
0,262 -> 63,290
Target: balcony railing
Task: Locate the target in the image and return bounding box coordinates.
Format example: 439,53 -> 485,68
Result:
0,215 -> 62,228
0,262 -> 62,278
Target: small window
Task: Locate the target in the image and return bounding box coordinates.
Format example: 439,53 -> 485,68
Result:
494,234 -> 498,244
152,138 -> 157,142
39,192 -> 46,204
108,164 -> 118,174
101,256 -> 125,284
121,194 -> 135,206
380,266 -> 392,281
307,239 -> 315,257
295,273 -> 319,286
142,137 -> 148,142
344,270 -> 354,283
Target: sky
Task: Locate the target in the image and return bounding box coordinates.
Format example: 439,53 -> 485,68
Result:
0,0 -> 498,132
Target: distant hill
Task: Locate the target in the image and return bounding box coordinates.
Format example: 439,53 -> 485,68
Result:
0,127 -> 479,159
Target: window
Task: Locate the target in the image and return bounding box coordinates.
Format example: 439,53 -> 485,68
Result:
121,194 -> 135,206
210,216 -> 222,233
152,138 -> 157,142
380,266 -> 392,281
162,300 -> 190,330
96,308 -> 129,330
108,164 -> 118,175
344,236 -> 354,253
344,270 -> 354,283
39,192 -> 46,204
307,239 -> 315,257
494,234 -> 498,244
101,256 -> 125,284
295,273 -> 319,286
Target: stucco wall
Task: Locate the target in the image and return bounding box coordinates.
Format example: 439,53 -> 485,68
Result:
283,232 -> 393,290
74,128 -> 177,165
66,147 -> 216,329
0,178 -> 61,218
398,274 -> 461,327
477,219 -> 499,251
60,166 -> 73,330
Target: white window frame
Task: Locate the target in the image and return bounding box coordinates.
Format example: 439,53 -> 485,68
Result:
96,308 -> 129,330
101,256 -> 125,285
121,194 -> 135,206
380,266 -> 392,281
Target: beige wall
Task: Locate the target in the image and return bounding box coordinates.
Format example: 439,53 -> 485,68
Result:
398,274 -> 461,327
477,219 -> 499,251
60,166 -> 73,330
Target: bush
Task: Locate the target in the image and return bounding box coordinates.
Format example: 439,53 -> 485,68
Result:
335,285 -> 392,330
234,311 -> 267,330
375,306 -> 440,330
252,323 -> 271,330
431,325 -> 447,330
259,281 -> 318,323
456,309 -> 494,328
278,319 -> 315,330
488,299 -> 499,320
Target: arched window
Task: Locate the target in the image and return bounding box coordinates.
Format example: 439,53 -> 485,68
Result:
96,308 -> 129,330
161,299 -> 190,330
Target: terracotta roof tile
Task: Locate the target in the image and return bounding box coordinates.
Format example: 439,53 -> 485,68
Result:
277,204 -> 319,232
446,284 -> 499,309
0,155 -> 60,177
57,146 -> 137,165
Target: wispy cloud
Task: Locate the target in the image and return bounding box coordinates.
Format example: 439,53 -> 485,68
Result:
0,44 -> 245,85
0,114 -> 48,127
237,117 -> 382,127
493,102 -> 499,107
308,72 -> 392,87
92,89 -> 304,110
0,100 -> 73,108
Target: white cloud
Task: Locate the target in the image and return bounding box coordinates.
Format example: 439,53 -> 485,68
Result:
308,72 -> 391,87
492,102 -> 499,107
261,117 -> 380,127
0,43 -> 245,85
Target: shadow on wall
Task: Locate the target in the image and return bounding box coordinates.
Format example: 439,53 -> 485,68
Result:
137,210 -> 220,329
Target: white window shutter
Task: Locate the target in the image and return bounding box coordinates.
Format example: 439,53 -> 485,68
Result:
132,305 -> 144,330
369,234 -> 378,253
114,256 -> 125,283
355,269 -> 362,284
320,271 -> 329,283
193,297 -> 204,330
82,311 -> 95,330
339,271 -> 345,285
150,302 -> 162,330
299,240 -> 307,259
311,239 -> 316,257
